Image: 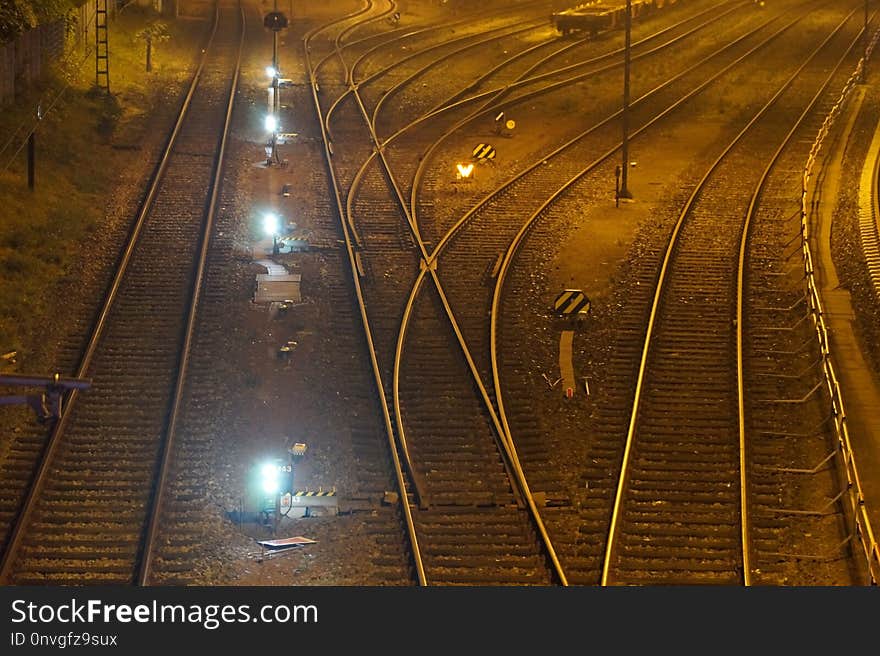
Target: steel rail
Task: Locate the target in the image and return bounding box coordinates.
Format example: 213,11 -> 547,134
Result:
137,1 -> 246,586
303,6 -> 428,585
401,0 -> 825,468
347,0 -> 775,483
799,25 -> 880,584
309,0 -> 569,585
408,0 -> 754,223
429,0 -> 750,114
345,0 -> 823,586
338,0 -> 769,586
311,0 -> 813,586
736,25 -> 864,588
320,1 -> 553,135
600,5 -> 862,586
0,3 -> 226,582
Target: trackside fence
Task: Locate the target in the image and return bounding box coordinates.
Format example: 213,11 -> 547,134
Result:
799,28 -> 880,585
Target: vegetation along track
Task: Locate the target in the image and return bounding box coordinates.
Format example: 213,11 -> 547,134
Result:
0,2 -> 243,585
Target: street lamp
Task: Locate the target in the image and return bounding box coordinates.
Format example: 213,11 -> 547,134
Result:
260,462 -> 281,495
265,65 -> 280,165
258,458 -> 287,534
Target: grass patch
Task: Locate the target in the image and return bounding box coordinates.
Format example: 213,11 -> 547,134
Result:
0,7 -> 208,361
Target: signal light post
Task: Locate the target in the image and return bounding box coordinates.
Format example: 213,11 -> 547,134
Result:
258,443 -> 307,534
619,0 -> 633,202
264,5 -> 288,166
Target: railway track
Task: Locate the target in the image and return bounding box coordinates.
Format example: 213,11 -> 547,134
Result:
314,0 -> 744,587
600,12 -> 863,584
0,1 -> 244,585
301,0 -> 872,585
489,4 -> 873,584
398,0 -> 857,585
2,0 -> 870,588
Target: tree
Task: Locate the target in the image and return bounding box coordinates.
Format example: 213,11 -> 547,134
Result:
134,20 -> 169,72
0,0 -> 79,43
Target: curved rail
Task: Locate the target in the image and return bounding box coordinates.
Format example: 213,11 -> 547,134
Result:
303,1 -> 428,585
320,0 -> 834,585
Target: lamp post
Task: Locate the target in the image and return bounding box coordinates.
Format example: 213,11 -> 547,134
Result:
257,443 -> 305,533
619,0 -> 633,201
269,31 -> 279,165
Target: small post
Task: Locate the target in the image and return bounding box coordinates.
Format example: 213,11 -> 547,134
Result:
615,164 -> 621,207
27,131 -> 35,190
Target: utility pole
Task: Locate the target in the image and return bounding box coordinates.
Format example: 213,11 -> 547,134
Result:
863,0 -> 869,83
619,0 -> 633,200
95,0 -> 110,93
270,0 -> 279,165
273,0 -> 279,119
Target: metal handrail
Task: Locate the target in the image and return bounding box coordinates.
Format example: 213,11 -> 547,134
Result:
798,27 -> 880,585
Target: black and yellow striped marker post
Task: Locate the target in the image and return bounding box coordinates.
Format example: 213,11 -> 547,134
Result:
554,289 -> 591,316
293,490 -> 336,498
472,143 -> 496,160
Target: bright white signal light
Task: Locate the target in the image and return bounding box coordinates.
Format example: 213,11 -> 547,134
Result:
266,66 -> 277,78
263,212 -> 279,236
260,462 -> 280,495
456,163 -> 474,178
265,114 -> 278,133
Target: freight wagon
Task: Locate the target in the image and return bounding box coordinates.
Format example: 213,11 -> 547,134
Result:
551,0 -> 676,38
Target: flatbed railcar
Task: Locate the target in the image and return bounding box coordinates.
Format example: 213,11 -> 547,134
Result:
552,0 -> 675,37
